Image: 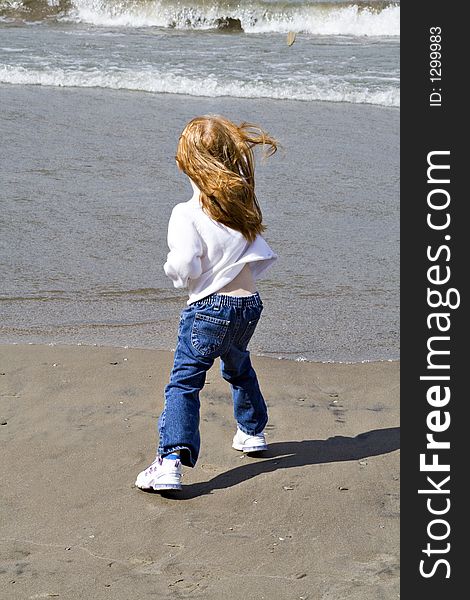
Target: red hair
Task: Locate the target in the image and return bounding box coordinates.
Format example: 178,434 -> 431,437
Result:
176,115 -> 277,243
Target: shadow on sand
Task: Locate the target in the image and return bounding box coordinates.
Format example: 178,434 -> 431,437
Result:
155,426 -> 400,500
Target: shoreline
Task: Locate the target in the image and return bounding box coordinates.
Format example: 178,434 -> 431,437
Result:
0,81 -> 400,109
0,340 -> 400,365
0,80 -> 400,109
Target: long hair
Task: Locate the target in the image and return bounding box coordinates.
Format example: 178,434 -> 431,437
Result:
175,115 -> 277,243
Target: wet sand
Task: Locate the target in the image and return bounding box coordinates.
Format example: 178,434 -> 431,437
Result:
1,84 -> 399,363
0,344 -> 399,599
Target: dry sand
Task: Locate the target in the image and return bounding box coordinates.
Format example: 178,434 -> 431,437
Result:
0,344 -> 399,599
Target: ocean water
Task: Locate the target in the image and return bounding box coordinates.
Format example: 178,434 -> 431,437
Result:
0,0 -> 399,106
0,0 -> 399,362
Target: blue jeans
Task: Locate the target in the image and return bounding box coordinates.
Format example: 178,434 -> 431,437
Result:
158,292 -> 268,467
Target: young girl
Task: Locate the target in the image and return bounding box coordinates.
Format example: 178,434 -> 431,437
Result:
135,115 -> 278,491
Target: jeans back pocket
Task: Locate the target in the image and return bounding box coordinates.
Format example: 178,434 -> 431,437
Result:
191,313 -> 230,357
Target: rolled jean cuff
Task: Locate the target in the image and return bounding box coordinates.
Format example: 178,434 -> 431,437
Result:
237,417 -> 268,437
158,445 -> 195,468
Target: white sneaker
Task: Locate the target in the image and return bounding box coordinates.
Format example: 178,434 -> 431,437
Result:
232,427 -> 268,453
135,455 -> 182,491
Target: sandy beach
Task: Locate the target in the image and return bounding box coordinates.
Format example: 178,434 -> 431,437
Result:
0,344 -> 399,599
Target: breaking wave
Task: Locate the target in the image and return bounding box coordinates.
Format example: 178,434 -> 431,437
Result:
0,0 -> 400,36
0,64 -> 400,106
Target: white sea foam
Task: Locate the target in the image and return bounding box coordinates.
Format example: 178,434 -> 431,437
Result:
64,0 -> 400,37
0,65 -> 400,107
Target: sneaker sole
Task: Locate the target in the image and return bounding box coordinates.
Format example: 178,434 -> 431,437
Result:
232,443 -> 268,453
136,482 -> 182,491
152,483 -> 182,491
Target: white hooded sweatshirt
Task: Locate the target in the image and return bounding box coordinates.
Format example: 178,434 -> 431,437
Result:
163,191 -> 277,305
